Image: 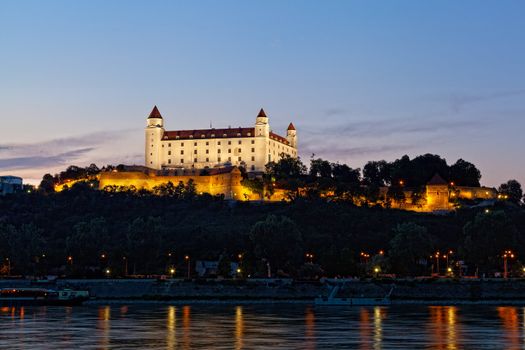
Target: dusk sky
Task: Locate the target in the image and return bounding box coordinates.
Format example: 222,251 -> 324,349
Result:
1,0 -> 524,186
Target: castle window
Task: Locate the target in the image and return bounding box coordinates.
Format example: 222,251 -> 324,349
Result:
218,141 -> 221,145
247,133 -> 251,136
251,140 -> 255,144
194,158 -> 197,163
168,159 -> 172,164
238,140 -> 242,145
228,157 -> 231,161
206,149 -> 209,154
238,148 -> 242,153
150,153 -> 153,156
218,157 -> 221,162
228,149 -> 231,153
218,149 -> 221,153
211,134 -> 215,137
162,145 -> 164,148
238,157 -> 242,161
181,159 -> 184,163
201,134 -> 205,138
181,142 -> 184,146
194,150 -> 197,154
228,141 -> 231,145
176,136 -> 180,139
251,165 -> 255,171
206,142 -> 209,146
189,135 -> 193,138
168,143 -> 171,147
168,151 -> 171,155
206,157 -> 209,162
194,142 -> 197,146
223,134 -> 227,137
251,148 -> 255,152
180,150 -> 184,155
251,156 -> 255,161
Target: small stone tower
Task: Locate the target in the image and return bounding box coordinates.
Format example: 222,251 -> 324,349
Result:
286,122 -> 297,148
255,108 -> 270,137
145,105 -> 164,169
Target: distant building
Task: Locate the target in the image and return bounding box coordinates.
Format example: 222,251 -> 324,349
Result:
145,106 -> 298,172
0,176 -> 23,196
195,260 -> 239,278
385,173 -> 498,212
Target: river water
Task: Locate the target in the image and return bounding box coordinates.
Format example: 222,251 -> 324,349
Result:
1,303 -> 525,349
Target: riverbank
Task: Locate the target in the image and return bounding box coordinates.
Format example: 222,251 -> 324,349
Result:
4,278 -> 525,303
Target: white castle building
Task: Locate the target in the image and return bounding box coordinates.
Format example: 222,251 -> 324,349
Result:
145,106 -> 298,172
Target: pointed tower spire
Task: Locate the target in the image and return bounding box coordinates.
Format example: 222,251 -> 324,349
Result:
287,122 -> 296,131
257,108 -> 267,119
148,105 -> 163,119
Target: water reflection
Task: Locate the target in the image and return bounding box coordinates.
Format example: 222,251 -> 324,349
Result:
497,306 -> 519,349
182,305 -> 191,350
97,305 -> 111,350
428,306 -> 459,350
1,304 -> 525,348
167,306 -> 177,349
304,306 -> 316,350
235,306 -> 244,350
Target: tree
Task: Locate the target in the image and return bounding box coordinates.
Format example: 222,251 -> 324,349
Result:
249,215 -> 304,274
39,174 -> 55,194
363,160 -> 390,187
265,154 -> 307,180
499,180 -> 523,205
217,254 -> 232,278
463,210 -> 519,273
449,159 -> 481,187
388,222 -> 435,276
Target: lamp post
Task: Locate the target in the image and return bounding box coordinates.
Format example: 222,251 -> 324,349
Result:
6,258 -> 10,277
169,268 -> 175,278
306,253 -> 314,264
185,255 -> 190,280
503,250 -> 515,279
123,256 -> 128,277
435,252 -> 440,276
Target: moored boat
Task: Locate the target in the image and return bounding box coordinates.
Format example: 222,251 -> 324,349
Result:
0,288 -> 89,306
315,284 -> 394,306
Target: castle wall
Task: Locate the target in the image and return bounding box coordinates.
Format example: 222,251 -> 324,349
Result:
99,169 -> 251,200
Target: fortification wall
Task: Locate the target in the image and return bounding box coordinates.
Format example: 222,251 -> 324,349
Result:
99,170 -> 251,200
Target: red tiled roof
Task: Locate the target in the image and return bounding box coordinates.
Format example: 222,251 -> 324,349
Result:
427,173 -> 448,185
269,132 -> 290,145
257,108 -> 267,118
287,122 -> 296,131
163,127 -> 255,140
148,105 -> 163,119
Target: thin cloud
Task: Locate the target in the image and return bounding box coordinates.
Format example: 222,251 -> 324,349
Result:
439,90 -> 525,113
0,148 -> 94,170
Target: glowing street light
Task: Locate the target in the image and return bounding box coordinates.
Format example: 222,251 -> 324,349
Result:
185,255 -> 191,279
503,250 -> 515,279
105,268 -> 111,277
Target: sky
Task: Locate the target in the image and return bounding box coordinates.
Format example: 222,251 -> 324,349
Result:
0,0 -> 524,186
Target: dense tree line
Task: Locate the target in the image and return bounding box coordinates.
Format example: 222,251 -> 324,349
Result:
1,154 -> 522,278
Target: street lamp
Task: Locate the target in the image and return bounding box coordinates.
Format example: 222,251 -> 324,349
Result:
169,268 -> 175,278
305,253 -> 314,264
123,256 -> 128,277
185,255 -> 191,280
67,256 -> 73,265
503,250 -> 515,279
105,268 -> 111,277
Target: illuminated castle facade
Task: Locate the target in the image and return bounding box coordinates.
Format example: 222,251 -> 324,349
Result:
145,106 -> 298,172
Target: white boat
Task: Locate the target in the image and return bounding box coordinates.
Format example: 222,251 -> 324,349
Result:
315,284 -> 393,306
0,288 -> 89,306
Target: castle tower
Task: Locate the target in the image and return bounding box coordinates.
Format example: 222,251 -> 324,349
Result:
255,108 -> 270,137
286,122 -> 297,148
145,105 -> 164,169
254,108 -> 270,168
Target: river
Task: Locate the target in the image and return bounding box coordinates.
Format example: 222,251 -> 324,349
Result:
1,304 -> 524,349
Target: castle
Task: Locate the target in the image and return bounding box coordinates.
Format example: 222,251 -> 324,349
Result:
145,106 -> 298,172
